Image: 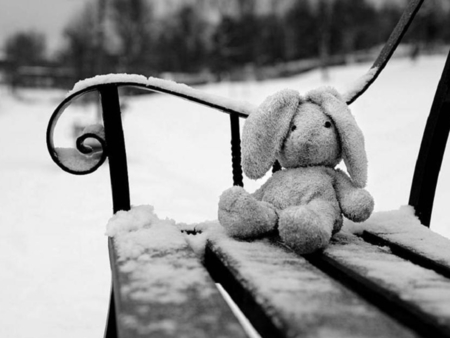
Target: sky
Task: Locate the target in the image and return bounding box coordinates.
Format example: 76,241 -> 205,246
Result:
0,0 -> 90,55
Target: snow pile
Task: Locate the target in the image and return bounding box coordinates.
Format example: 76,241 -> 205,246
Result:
104,205 -> 183,257
147,76 -> 257,116
68,73 -> 256,116
55,147 -> 102,172
54,124 -> 105,172
70,74 -> 148,95
341,67 -> 378,103
176,220 -> 222,260
105,205 -> 213,304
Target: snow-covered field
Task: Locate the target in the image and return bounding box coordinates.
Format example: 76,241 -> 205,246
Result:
1,54 -> 449,337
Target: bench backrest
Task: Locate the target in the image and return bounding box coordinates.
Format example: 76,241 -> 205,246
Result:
46,0 -> 447,227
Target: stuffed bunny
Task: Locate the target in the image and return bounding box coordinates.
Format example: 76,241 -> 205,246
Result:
218,86 -> 374,254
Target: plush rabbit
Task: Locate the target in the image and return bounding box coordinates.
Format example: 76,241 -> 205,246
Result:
218,86 -> 374,254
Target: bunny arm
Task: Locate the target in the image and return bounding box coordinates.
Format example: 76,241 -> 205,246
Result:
334,169 -> 374,222
251,182 -> 268,201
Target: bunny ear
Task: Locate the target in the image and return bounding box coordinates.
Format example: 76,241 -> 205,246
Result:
242,89 -> 300,180
307,87 -> 368,187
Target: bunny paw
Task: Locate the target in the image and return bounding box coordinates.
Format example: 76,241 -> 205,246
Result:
218,186 -> 278,239
341,189 -> 374,222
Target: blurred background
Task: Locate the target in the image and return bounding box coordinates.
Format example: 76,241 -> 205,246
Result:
1,0 -> 450,89
2,1 -> 450,337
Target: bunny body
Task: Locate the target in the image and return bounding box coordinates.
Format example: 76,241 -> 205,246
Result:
218,87 -> 374,254
254,167 -> 338,212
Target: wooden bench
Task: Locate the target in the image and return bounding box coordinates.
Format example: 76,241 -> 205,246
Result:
46,0 -> 450,337
206,218 -> 450,338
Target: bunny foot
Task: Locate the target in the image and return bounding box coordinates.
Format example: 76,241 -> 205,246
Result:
218,186 -> 278,239
278,205 -> 334,254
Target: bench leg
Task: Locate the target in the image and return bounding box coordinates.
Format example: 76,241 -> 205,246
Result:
104,288 -> 117,338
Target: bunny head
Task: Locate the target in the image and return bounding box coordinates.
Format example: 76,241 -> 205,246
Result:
276,100 -> 341,170
242,87 -> 368,188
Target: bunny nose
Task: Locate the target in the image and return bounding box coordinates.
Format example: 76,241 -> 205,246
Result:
300,141 -> 314,156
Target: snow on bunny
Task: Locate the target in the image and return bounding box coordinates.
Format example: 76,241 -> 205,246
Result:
105,205 -> 214,304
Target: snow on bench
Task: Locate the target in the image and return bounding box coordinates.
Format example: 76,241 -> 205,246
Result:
314,232 -> 450,337
201,207 -> 450,338
104,205 -> 450,338
105,206 -> 246,338
352,206 -> 450,278
206,228 -> 418,338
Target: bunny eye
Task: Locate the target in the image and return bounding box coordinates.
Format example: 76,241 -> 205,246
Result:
324,121 -> 332,128
291,125 -> 297,132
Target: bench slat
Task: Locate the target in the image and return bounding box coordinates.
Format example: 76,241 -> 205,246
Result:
311,232 -> 450,338
109,234 -> 246,338
206,235 -> 419,338
347,207 -> 450,278
362,230 -> 450,279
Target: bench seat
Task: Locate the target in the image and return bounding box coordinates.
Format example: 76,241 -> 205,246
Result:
106,207 -> 247,338
204,208 -> 450,338
206,234 -> 419,338
106,206 -> 450,338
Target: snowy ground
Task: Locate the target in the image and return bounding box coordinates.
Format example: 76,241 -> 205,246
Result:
1,54 -> 449,337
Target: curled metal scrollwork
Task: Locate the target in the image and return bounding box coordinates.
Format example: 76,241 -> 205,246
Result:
47,88 -> 108,175
47,78 -> 252,177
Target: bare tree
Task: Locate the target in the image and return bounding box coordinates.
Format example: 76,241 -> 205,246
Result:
110,0 -> 155,73
4,31 -> 46,90
59,2 -> 99,81
318,0 -> 333,81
